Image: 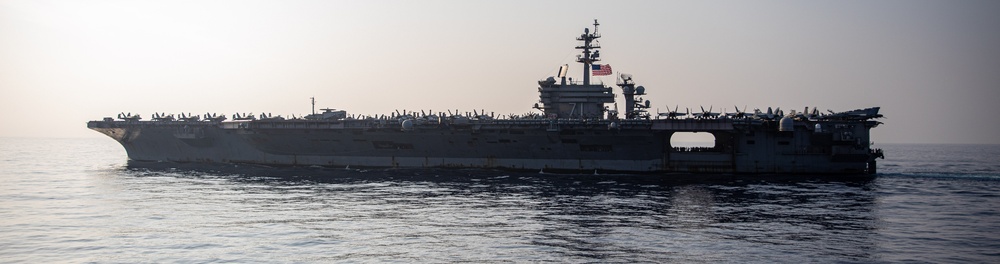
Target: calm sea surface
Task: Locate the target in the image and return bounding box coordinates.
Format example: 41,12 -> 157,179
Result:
1,138 -> 999,263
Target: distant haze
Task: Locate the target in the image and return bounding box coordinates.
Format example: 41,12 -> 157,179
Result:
2,0 -> 998,144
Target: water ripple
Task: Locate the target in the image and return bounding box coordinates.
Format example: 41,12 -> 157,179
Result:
1,139 -> 999,262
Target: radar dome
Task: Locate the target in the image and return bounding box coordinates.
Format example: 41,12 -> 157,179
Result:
401,119 -> 414,131
636,86 -> 645,95
779,115 -> 794,131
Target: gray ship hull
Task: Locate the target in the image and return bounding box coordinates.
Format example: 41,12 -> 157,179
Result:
88,117 -> 882,174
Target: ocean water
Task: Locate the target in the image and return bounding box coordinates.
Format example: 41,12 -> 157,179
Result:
1,138 -> 999,263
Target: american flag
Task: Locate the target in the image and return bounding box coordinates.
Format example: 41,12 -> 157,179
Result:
592,64 -> 612,76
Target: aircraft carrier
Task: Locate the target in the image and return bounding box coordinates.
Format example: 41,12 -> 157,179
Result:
88,20 -> 885,174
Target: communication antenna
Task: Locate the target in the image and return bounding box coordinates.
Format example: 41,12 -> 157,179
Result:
576,19 -> 602,85
311,97 -> 316,115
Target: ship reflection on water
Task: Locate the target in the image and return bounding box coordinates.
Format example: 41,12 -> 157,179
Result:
116,161 -> 878,262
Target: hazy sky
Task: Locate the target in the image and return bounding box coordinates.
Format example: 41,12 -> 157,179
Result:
2,0 -> 998,144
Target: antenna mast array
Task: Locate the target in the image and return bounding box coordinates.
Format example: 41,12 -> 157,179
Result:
576,19 -> 601,85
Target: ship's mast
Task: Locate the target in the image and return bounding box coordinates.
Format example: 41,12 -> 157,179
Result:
576,19 -> 601,85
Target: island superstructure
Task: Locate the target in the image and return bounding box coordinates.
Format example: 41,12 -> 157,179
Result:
88,20 -> 885,174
